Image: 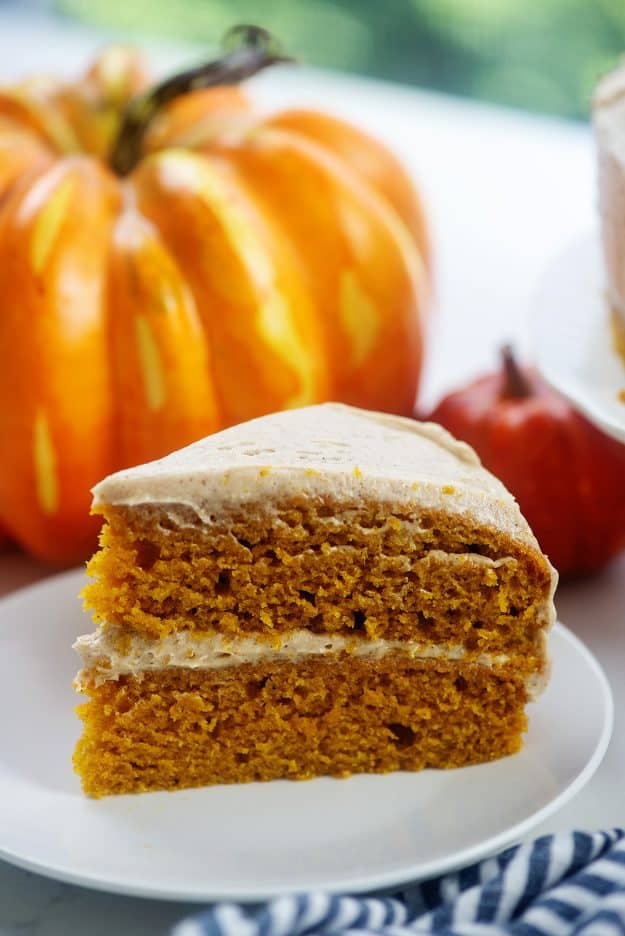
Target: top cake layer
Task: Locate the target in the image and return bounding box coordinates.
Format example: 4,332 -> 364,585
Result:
93,403 -> 536,547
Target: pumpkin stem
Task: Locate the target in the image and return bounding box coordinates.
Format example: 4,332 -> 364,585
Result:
501,345 -> 533,399
109,25 -> 293,175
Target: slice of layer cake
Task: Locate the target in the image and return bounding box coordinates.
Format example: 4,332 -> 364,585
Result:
594,63 -> 625,358
73,403 -> 556,797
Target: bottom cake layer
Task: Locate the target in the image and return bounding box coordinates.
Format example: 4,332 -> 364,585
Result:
74,653 -> 529,796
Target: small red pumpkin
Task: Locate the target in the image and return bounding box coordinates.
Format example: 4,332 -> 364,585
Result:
426,347 -> 625,577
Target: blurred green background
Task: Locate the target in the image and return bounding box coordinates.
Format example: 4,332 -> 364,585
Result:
57,0 -> 625,119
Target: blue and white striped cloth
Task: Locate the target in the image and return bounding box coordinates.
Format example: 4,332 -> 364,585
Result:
173,829 -> 625,936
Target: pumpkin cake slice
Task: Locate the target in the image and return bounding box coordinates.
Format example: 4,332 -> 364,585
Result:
73,403 -> 556,797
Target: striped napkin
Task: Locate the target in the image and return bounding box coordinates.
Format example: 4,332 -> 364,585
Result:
172,828 -> 625,935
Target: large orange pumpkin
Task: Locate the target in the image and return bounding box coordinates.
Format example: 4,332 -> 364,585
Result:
0,27 -> 429,565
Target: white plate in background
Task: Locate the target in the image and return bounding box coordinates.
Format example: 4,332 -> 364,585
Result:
533,233 -> 625,442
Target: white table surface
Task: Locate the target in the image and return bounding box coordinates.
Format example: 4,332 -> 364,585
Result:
0,9 -> 623,936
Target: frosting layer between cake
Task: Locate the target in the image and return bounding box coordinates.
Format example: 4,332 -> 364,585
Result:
73,626 -> 552,699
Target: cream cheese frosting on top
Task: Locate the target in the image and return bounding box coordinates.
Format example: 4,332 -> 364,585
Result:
92,403 -> 538,546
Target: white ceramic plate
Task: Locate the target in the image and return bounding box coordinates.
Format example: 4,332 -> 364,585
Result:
533,233 -> 625,442
0,570 -> 613,903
